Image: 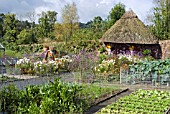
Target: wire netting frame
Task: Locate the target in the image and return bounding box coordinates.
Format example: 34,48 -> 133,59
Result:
120,67 -> 170,86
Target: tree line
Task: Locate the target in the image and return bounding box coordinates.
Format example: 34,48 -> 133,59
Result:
0,0 -> 169,52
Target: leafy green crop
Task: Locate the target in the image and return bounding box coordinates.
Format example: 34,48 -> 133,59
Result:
0,79 -> 118,114
128,59 -> 170,84
97,89 -> 170,114
78,84 -> 118,110
0,79 -> 82,114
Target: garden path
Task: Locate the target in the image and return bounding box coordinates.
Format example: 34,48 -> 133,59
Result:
86,89 -> 133,114
0,72 -> 75,89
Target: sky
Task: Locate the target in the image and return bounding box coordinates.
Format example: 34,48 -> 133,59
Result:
0,0 -> 154,24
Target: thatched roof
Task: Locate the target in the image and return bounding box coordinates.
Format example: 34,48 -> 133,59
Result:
100,10 -> 158,44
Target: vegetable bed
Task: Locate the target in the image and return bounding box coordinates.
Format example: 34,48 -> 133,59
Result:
79,84 -> 120,110
0,78 -> 119,114
128,59 -> 170,84
97,89 -> 170,114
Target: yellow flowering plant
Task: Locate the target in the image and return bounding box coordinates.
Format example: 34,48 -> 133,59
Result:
129,46 -> 134,50
107,45 -> 111,49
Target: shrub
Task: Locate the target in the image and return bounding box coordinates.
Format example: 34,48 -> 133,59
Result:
142,49 -> 151,55
5,50 -> 22,58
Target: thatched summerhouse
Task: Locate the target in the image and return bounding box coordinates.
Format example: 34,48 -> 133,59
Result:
100,10 -> 162,59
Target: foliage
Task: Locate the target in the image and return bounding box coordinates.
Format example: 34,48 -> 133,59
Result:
107,2 -> 125,28
91,16 -> 107,34
0,13 -> 4,38
37,11 -> 57,40
98,53 -> 109,63
97,89 -> 170,114
69,50 -> 98,72
61,2 -> 79,43
99,46 -> 106,53
72,28 -> 103,41
0,84 -> 22,113
54,23 -> 65,41
3,14 -> 18,44
95,59 -> 115,74
78,84 -> 119,110
0,79 -> 82,114
15,57 -> 35,74
5,49 -> 22,58
95,54 -> 139,80
17,29 -> 36,44
0,13 -> 38,51
15,56 -> 73,75
55,40 -> 100,54
3,44 -> 43,57
0,2 -> 126,53
150,0 -> 170,40
142,49 -> 151,55
128,58 -> 170,84
0,79 -> 119,113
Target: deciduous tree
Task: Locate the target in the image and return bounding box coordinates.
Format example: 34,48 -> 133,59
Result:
107,2 -> 125,28
0,13 -> 5,39
150,0 -> 170,40
38,11 -> 57,40
61,2 -> 79,43
3,14 -> 18,43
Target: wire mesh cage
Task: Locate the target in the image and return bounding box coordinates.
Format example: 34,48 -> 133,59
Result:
120,67 -> 170,86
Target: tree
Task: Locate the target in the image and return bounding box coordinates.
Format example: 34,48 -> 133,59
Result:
61,2 -> 79,43
54,23 -> 65,41
91,16 -> 103,32
17,29 -> 33,44
0,13 -> 5,39
150,0 -> 170,40
107,2 -> 125,28
16,20 -> 31,32
3,14 -> 18,43
38,11 -> 57,40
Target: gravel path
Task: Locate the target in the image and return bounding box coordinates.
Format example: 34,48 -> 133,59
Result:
0,72 -> 75,89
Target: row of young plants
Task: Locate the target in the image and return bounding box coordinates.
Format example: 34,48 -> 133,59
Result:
0,78 -> 118,114
97,89 -> 170,114
128,58 -> 170,84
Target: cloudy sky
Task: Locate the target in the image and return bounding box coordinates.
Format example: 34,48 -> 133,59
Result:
0,0 -> 154,24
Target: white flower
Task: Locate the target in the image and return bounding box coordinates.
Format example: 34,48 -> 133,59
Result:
16,57 -> 30,64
